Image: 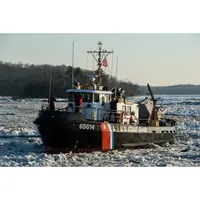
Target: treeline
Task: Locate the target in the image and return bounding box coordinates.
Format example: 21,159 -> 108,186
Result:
0,61 -> 140,98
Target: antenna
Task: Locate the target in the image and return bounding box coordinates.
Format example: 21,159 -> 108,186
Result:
71,41 -> 74,89
48,69 -> 52,110
115,56 -> 118,98
86,52 -> 89,70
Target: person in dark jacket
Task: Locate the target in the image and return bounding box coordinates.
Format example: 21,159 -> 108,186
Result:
48,95 -> 56,111
109,97 -> 117,122
129,111 -> 135,124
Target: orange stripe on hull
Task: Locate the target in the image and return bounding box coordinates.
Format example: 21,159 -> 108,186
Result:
100,122 -> 111,150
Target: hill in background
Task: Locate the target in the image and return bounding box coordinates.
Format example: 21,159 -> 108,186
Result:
0,61 -> 139,98
139,84 -> 200,95
0,61 -> 199,97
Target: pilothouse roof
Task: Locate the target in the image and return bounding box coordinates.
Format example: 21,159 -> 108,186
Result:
65,89 -> 112,94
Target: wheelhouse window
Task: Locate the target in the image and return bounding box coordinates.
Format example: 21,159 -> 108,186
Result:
94,94 -> 99,102
105,94 -> 111,102
68,92 -> 93,103
82,93 -> 93,103
68,92 -> 75,102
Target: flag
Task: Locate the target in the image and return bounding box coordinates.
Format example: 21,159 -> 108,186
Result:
102,58 -> 108,67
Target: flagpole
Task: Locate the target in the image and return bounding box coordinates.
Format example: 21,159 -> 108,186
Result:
115,56 -> 118,99
111,52 -> 114,77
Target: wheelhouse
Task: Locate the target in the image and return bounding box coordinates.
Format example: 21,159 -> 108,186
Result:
66,89 -> 112,104
65,89 -> 113,121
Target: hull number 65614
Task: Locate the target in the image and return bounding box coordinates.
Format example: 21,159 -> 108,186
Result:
79,124 -> 95,130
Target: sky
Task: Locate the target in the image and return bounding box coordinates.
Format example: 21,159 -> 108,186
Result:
0,33 -> 200,86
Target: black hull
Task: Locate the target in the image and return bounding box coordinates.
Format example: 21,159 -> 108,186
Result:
37,121 -> 102,152
34,111 -> 175,153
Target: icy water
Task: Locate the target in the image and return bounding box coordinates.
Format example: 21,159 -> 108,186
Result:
0,95 -> 200,167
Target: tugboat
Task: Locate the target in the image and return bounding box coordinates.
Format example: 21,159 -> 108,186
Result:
33,42 -> 176,153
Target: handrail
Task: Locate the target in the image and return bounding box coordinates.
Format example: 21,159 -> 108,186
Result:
40,104 -> 175,126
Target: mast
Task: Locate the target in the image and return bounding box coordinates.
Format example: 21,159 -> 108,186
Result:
87,41 -> 114,87
71,41 -> 74,89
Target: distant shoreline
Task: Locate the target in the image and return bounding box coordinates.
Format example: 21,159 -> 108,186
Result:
139,85 -> 200,95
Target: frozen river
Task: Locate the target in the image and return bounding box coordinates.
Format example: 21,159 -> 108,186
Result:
0,95 -> 200,167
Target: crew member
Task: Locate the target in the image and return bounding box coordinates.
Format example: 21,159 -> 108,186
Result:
49,95 -> 56,111
109,97 -> 117,122
117,111 -> 123,123
129,111 -> 135,124
75,94 -> 83,113
77,82 -> 81,89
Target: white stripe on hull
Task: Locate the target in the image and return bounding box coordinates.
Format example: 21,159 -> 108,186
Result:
112,124 -> 175,133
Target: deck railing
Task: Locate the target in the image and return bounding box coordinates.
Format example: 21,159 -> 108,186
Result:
40,104 -> 175,126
